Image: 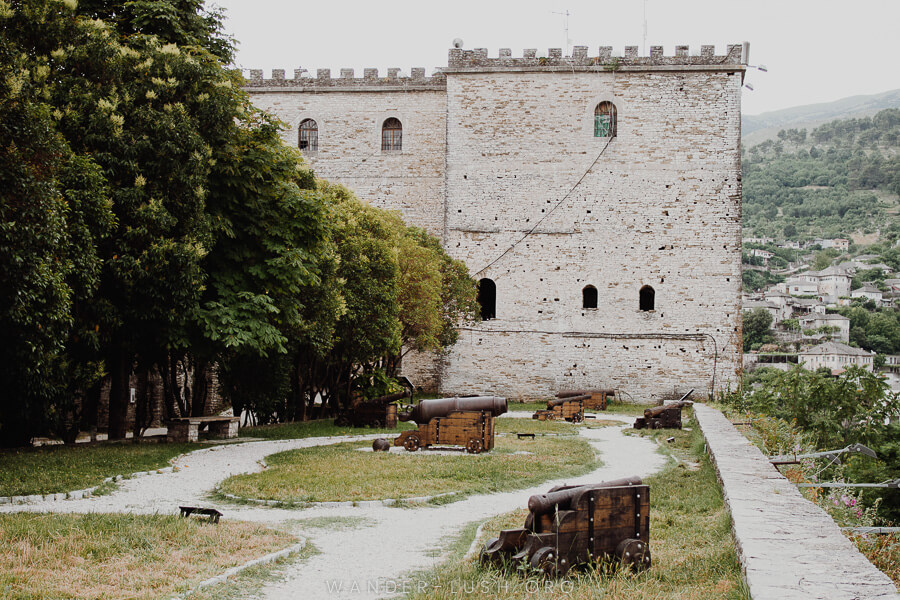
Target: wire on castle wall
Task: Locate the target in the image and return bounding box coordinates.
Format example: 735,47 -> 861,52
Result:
474,135 -> 614,276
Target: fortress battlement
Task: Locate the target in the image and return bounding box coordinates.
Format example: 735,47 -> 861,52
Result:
243,44 -> 744,89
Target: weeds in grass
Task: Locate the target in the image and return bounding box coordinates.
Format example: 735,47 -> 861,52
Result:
0,513 -> 296,600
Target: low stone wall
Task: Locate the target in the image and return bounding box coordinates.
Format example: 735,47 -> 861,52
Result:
692,404 -> 897,599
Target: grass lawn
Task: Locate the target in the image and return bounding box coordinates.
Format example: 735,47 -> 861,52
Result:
219,432 -> 598,504
405,423 -> 749,600
240,418 -> 414,440
0,442 -> 205,497
494,417 -> 580,435
0,513 -> 296,600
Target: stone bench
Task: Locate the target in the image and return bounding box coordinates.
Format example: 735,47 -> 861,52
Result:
166,416 -> 240,443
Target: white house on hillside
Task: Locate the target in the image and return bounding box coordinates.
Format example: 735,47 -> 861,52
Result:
798,313 -> 850,343
799,341 -> 874,374
851,284 -> 884,306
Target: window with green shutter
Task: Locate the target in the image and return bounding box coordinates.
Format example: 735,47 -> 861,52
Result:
594,102 -> 617,138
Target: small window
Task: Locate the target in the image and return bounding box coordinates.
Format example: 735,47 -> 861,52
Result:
299,119 -> 318,151
477,278 -> 496,321
639,285 -> 655,311
382,117 -> 402,152
594,102 -> 617,138
582,285 -> 598,309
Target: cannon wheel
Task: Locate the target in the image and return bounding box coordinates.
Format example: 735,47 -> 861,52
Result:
530,546 -> 569,577
403,435 -> 421,452
479,537 -> 501,566
334,415 -> 350,427
466,438 -> 484,454
615,538 -> 651,571
370,419 -> 382,429
573,413 -> 584,423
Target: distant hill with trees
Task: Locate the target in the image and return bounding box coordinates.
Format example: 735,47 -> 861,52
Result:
743,89 -> 900,146
741,108 -> 900,242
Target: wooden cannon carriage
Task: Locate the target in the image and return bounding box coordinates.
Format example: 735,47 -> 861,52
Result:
633,390 -> 694,430
393,396 -> 507,454
533,395 -> 585,422
480,476 -> 650,576
335,390 -> 409,428
557,389 -> 613,411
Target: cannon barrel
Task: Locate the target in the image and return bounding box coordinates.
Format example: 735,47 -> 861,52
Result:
547,395 -> 588,408
398,396 -> 507,424
371,390 -> 411,404
556,389 -> 615,399
528,476 -> 643,515
644,401 -> 690,419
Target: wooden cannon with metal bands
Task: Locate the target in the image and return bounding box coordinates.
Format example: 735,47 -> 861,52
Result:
533,395 -> 585,422
393,396 -> 507,454
633,390 -> 694,430
480,476 -> 650,576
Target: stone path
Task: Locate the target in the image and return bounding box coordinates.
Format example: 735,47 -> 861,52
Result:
693,404 -> 898,600
0,414 -> 667,600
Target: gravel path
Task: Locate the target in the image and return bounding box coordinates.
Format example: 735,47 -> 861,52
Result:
0,414 -> 667,599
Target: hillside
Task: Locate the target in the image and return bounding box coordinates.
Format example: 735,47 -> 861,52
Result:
742,89 -> 900,146
741,108 -> 900,241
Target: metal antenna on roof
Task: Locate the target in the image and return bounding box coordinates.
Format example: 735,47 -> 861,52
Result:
552,9 -> 571,56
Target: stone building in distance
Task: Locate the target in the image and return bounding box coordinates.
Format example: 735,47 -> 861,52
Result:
245,44 -> 745,402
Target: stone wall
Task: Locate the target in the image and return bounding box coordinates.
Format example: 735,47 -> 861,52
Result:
245,45 -> 745,402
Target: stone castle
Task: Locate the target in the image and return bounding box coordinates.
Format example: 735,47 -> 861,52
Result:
245,44 -> 745,402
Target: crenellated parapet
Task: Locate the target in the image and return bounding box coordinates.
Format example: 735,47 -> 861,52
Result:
445,44 -> 745,71
243,67 -> 446,90
243,44 -> 744,91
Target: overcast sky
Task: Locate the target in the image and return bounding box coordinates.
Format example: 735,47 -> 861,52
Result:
212,0 -> 899,116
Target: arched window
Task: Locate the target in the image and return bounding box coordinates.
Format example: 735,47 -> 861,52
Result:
381,117 -> 402,152
639,285 -> 655,311
594,102 -> 617,138
477,278 -> 496,321
582,285 -> 598,309
298,119 -> 318,151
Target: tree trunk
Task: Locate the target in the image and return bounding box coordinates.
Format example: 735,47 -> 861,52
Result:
108,352 -> 130,440
132,367 -> 148,442
83,381 -> 101,442
191,357 -> 209,417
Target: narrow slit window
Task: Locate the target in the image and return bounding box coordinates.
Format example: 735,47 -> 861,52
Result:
382,117 -> 402,152
298,119 -> 318,151
639,285 -> 655,311
594,102 -> 617,138
477,278 -> 496,321
582,285 -> 598,309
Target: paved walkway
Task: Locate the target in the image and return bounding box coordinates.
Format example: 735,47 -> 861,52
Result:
693,404 -> 898,600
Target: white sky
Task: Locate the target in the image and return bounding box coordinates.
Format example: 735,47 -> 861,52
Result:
212,0 -> 900,116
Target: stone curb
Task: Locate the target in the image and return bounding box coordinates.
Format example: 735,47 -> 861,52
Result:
217,489 -> 459,509
693,403 -> 898,599
0,465 -> 179,505
171,538 -> 306,599
0,434 -> 385,506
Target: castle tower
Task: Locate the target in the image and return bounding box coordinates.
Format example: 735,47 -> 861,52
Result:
245,44 -> 745,402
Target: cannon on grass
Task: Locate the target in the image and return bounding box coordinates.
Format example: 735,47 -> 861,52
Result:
557,389 -> 613,411
393,396 -> 507,454
335,390 -> 410,428
633,390 -> 694,430
480,476 -> 650,576
533,395 -> 585,422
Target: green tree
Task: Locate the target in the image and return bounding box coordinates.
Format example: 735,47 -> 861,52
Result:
742,308 -> 775,352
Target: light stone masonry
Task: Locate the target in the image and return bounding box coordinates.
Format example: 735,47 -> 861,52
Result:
246,45 -> 745,401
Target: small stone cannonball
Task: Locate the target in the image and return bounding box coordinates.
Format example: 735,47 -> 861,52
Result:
372,438 -> 391,452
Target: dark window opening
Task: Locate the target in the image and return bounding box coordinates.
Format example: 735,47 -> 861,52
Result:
477,278 -> 496,321
382,117 -> 402,152
639,285 -> 655,311
594,101 -> 617,138
299,119 -> 318,151
582,285 -> 598,309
